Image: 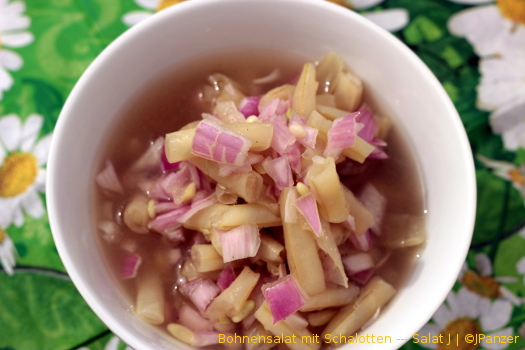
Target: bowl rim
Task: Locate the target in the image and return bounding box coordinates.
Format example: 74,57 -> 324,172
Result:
47,0 -> 476,349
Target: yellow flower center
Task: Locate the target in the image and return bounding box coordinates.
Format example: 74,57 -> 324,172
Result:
438,317 -> 480,350
0,152 -> 38,198
156,0 -> 186,12
0,229 -> 5,243
461,270 -> 501,299
496,0 -> 525,25
325,0 -> 347,6
508,168 -> 525,185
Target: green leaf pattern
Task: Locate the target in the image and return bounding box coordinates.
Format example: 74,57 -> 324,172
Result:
0,0 -> 524,349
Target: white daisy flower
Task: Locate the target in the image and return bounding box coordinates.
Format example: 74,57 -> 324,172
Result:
459,252 -> 522,306
477,155 -> 525,201
123,0 -> 409,32
447,0 -> 525,151
419,287 -> 513,350
0,0 -> 34,100
123,0 -> 185,26
0,228 -> 17,275
0,114 -> 52,229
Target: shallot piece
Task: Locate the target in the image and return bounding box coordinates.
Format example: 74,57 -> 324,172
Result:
262,275 -> 305,324
96,160 -> 124,194
180,278 -> 221,313
239,96 -> 262,117
294,193 -> 322,236
220,224 -> 261,263
262,156 -> 293,192
325,112 -> 359,158
192,121 -> 253,166
120,253 -> 142,279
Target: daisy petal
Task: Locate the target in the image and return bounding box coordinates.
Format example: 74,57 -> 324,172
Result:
0,49 -> 22,70
0,197 -> 16,229
0,15 -> 29,33
475,253 -> 492,276
456,288 -> 482,319
32,133 -> 53,166
417,323 -> 441,349
13,206 -> 24,227
20,114 -> 43,152
348,0 -> 383,10
0,235 -> 16,275
1,32 -> 34,48
0,114 -> 22,151
480,299 -> 512,332
482,327 -> 514,350
516,257 -> 525,274
136,0 -> 159,10
501,122 -> 525,152
0,66 -> 14,92
432,302 -> 455,330
104,336 -> 121,350
499,286 -> 522,306
122,11 -> 152,26
0,143 -> 5,167
35,169 -> 46,193
363,9 -> 409,32
448,6 -> 512,57
490,96 -> 525,134
21,190 -> 45,219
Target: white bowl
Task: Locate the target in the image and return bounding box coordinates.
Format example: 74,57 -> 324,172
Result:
47,0 -> 476,349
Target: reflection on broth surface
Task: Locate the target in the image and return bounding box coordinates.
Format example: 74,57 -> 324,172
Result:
93,49 -> 426,349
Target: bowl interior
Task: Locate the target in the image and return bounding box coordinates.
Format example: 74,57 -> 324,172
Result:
47,0 -> 476,349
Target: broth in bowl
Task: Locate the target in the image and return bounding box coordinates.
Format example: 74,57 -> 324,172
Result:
93,50 -> 426,348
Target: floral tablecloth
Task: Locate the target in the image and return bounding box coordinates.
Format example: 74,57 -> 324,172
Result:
1,0 -> 525,349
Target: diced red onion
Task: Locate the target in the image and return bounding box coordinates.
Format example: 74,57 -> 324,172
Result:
98,220 -> 122,243
253,68 -> 281,85
96,160 -> 124,194
325,112 -> 359,158
343,253 -> 374,275
275,99 -> 289,115
154,201 -> 184,215
351,268 -> 375,285
239,96 -> 262,117
262,276 -> 305,324
147,206 -> 190,233
294,193 -> 322,236
220,224 -> 261,263
284,142 -> 302,174
164,227 -> 186,243
180,161 -> 202,191
120,253 -> 141,279
258,98 -> 280,121
356,109 -> 377,143
192,121 -> 252,166
161,146 -> 180,172
193,331 -> 224,348
130,137 -> 164,172
178,192 -> 218,223
147,179 -> 171,201
271,115 -> 296,154
181,278 -> 221,312
178,305 -> 213,332
359,183 -> 386,234
349,229 -> 372,252
369,146 -> 389,160
217,264 -> 236,291
262,156 -> 293,192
